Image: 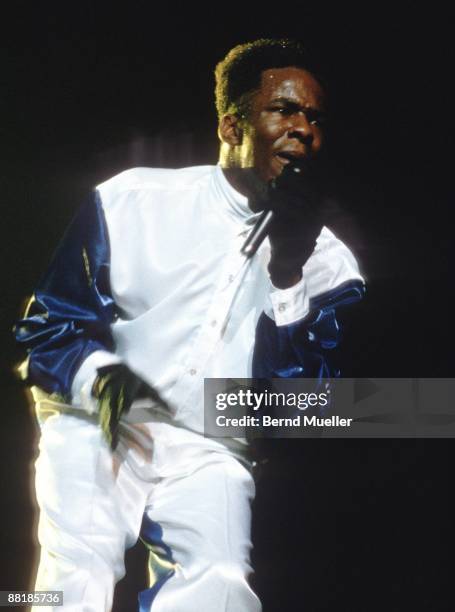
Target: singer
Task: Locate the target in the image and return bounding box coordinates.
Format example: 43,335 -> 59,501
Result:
14,39 -> 365,611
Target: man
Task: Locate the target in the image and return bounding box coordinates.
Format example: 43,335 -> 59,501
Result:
15,39 -> 364,611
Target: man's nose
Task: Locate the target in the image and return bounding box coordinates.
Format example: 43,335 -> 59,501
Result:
287,113 -> 314,144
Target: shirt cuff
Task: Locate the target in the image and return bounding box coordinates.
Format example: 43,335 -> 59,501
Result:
71,350 -> 122,414
267,274 -> 310,326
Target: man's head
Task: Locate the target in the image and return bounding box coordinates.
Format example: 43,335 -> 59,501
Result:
215,39 -> 327,184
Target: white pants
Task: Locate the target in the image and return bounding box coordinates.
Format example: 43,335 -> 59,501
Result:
32,410 -> 261,612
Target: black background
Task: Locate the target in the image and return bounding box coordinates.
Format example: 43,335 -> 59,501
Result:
2,2 -> 454,611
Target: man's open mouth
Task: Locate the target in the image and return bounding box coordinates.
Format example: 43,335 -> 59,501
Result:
275,152 -> 307,166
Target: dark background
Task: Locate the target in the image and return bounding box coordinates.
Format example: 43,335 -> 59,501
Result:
2,3 -> 454,611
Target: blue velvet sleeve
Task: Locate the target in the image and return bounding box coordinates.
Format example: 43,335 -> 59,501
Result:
252,279 -> 365,380
14,190 -> 116,399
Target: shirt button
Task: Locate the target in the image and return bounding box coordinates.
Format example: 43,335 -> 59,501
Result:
228,274 -> 234,283
211,320 -> 217,327
189,368 -> 197,376
278,303 -> 287,312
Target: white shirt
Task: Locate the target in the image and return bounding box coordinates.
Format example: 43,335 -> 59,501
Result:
71,164 -> 363,434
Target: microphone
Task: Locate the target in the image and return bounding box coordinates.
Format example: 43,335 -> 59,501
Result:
240,163 -> 305,259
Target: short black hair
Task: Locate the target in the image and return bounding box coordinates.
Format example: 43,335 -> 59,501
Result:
214,38 -> 326,120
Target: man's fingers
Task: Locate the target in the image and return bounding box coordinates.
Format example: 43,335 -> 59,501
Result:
98,399 -> 114,449
109,415 -> 120,451
94,364 -> 163,450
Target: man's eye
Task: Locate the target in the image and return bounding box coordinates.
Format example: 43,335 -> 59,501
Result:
269,107 -> 326,125
269,106 -> 290,115
308,113 -> 326,126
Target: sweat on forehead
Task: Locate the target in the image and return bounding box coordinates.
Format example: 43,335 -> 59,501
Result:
257,67 -> 326,108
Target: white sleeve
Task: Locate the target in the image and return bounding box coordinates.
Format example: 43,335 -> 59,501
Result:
266,275 -> 310,326
264,226 -> 364,327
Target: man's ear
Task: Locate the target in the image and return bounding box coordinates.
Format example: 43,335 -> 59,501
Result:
218,114 -> 243,146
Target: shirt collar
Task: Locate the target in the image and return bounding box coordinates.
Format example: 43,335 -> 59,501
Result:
212,164 -> 262,229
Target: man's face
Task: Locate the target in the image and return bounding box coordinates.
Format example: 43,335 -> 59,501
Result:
239,67 -> 327,182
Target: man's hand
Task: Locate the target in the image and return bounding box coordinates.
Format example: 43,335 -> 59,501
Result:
92,364 -> 156,450
267,162 -> 325,289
